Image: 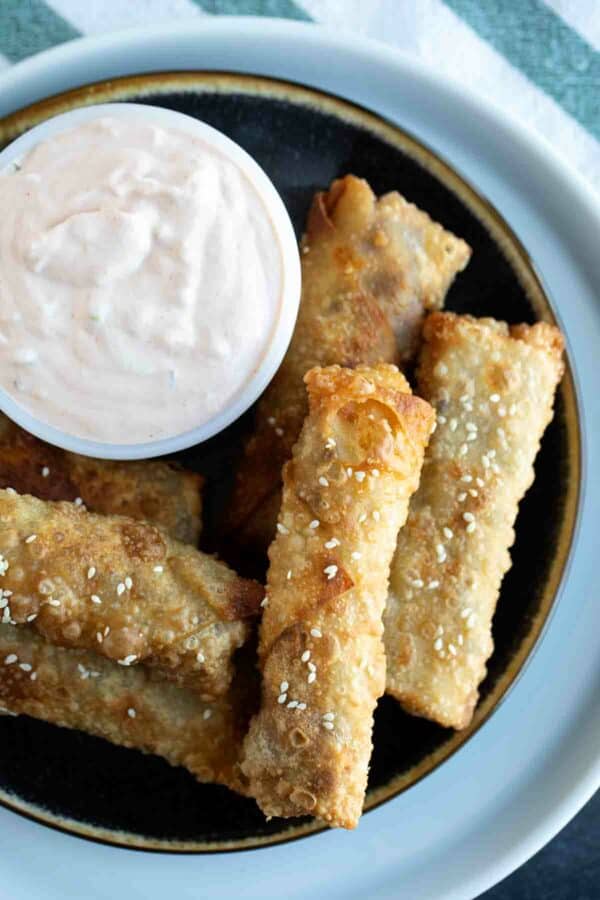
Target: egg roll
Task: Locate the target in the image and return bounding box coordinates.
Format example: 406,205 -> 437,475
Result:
0,413 -> 202,545
0,625 -> 251,792
384,312 -> 565,729
225,175 -> 470,553
0,490 -> 263,698
241,364 -> 435,828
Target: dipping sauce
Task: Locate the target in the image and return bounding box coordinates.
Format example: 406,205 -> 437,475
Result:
0,116 -> 284,444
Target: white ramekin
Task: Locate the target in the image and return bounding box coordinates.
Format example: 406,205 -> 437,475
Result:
0,102 -> 301,460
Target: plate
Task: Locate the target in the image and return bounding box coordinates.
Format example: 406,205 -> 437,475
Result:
0,20 -> 598,900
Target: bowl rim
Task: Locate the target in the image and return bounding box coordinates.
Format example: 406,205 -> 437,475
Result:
0,101 -> 302,460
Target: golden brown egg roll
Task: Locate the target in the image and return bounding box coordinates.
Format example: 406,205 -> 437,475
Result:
0,490 -> 263,698
0,625 -> 251,792
384,312 -> 565,729
0,413 -> 202,545
225,175 -> 470,554
241,364 -> 435,828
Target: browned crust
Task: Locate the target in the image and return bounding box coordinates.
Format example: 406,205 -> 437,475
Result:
0,625 -> 255,793
241,364 -> 434,828
0,414 -> 203,545
0,490 -> 263,698
224,175 -> 470,555
384,311 -> 564,729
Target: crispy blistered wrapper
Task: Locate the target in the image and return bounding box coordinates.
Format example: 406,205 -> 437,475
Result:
241,364 -> 434,828
0,414 -> 203,545
225,175 -> 470,554
384,312 -> 565,729
0,491 -> 263,698
0,625 -> 254,793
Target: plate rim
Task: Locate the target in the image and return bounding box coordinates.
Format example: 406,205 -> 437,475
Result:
0,19 -> 598,900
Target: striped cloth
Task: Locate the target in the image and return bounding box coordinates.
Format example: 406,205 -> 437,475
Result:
0,0 -> 599,191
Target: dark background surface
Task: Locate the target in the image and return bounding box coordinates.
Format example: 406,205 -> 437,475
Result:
481,792 -> 599,900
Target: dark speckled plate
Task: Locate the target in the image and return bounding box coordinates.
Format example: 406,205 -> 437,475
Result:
0,72 -> 580,853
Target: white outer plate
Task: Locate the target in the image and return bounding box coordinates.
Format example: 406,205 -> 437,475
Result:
0,19 -> 598,900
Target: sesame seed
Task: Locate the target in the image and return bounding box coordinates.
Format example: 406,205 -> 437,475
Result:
413,578 -> 424,589
153,565 -> 164,573
449,418 -> 458,432
96,632 -> 103,643
466,422 -> 477,432
41,466 -> 50,477
301,651 -> 311,663
428,580 -> 440,590
24,534 -> 37,544
324,538 -> 339,550
74,497 -> 83,506
371,469 -> 380,478
463,512 -> 475,522
307,672 -> 316,684
347,467 -> 353,477
459,393 -> 470,404
278,693 -> 287,704
482,455 -> 490,468
469,489 -> 479,498
318,476 -> 329,487
351,551 -> 362,560
434,638 -> 443,651
30,672 -> 37,681
104,626 -> 110,636
458,492 -> 467,502
87,567 -> 96,579
490,393 -> 500,403
4,655 -> 17,665
436,544 -> 447,563
26,613 -> 37,622
275,427 -> 284,437
476,477 -> 484,487
509,403 -> 517,415
325,437 -> 336,449
280,681 -> 289,692
497,427 -> 506,439
355,471 -> 366,483
467,613 -> 477,629
117,582 -> 125,596
286,570 -> 292,580
372,510 -> 381,522
358,513 -> 368,523
459,443 -> 468,456
309,520 -> 320,529
322,721 -> 334,731
458,634 -> 464,645
197,652 -> 205,663
443,527 -> 454,539
117,654 -> 138,666
260,596 -> 269,608
277,523 -> 289,535
466,522 -> 477,533
461,475 -> 473,483
127,708 -> 136,718
438,415 -> 447,424
19,663 -> 31,672
287,700 -> 299,709
324,565 -> 338,580
124,576 -> 133,590
47,598 -> 60,607
91,595 -> 102,605
448,644 -> 457,656
203,709 -> 212,720
323,712 -> 335,721
297,702 -> 307,711
461,607 -> 472,619
436,363 -> 448,376
267,417 -> 276,426
0,556 -> 8,576
310,628 -> 322,638
307,661 -> 316,672
498,406 -> 506,417
435,625 -> 444,636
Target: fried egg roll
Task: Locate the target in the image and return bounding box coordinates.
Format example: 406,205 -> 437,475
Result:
0,413 -> 203,545
0,625 -> 250,792
384,312 -> 564,729
0,490 -> 263,698
241,364 -> 434,828
226,175 -> 470,553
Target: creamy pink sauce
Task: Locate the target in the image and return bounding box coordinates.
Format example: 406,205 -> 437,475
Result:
0,116 -> 283,443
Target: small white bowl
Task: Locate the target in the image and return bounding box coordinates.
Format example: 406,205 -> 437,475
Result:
0,103 -> 301,460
